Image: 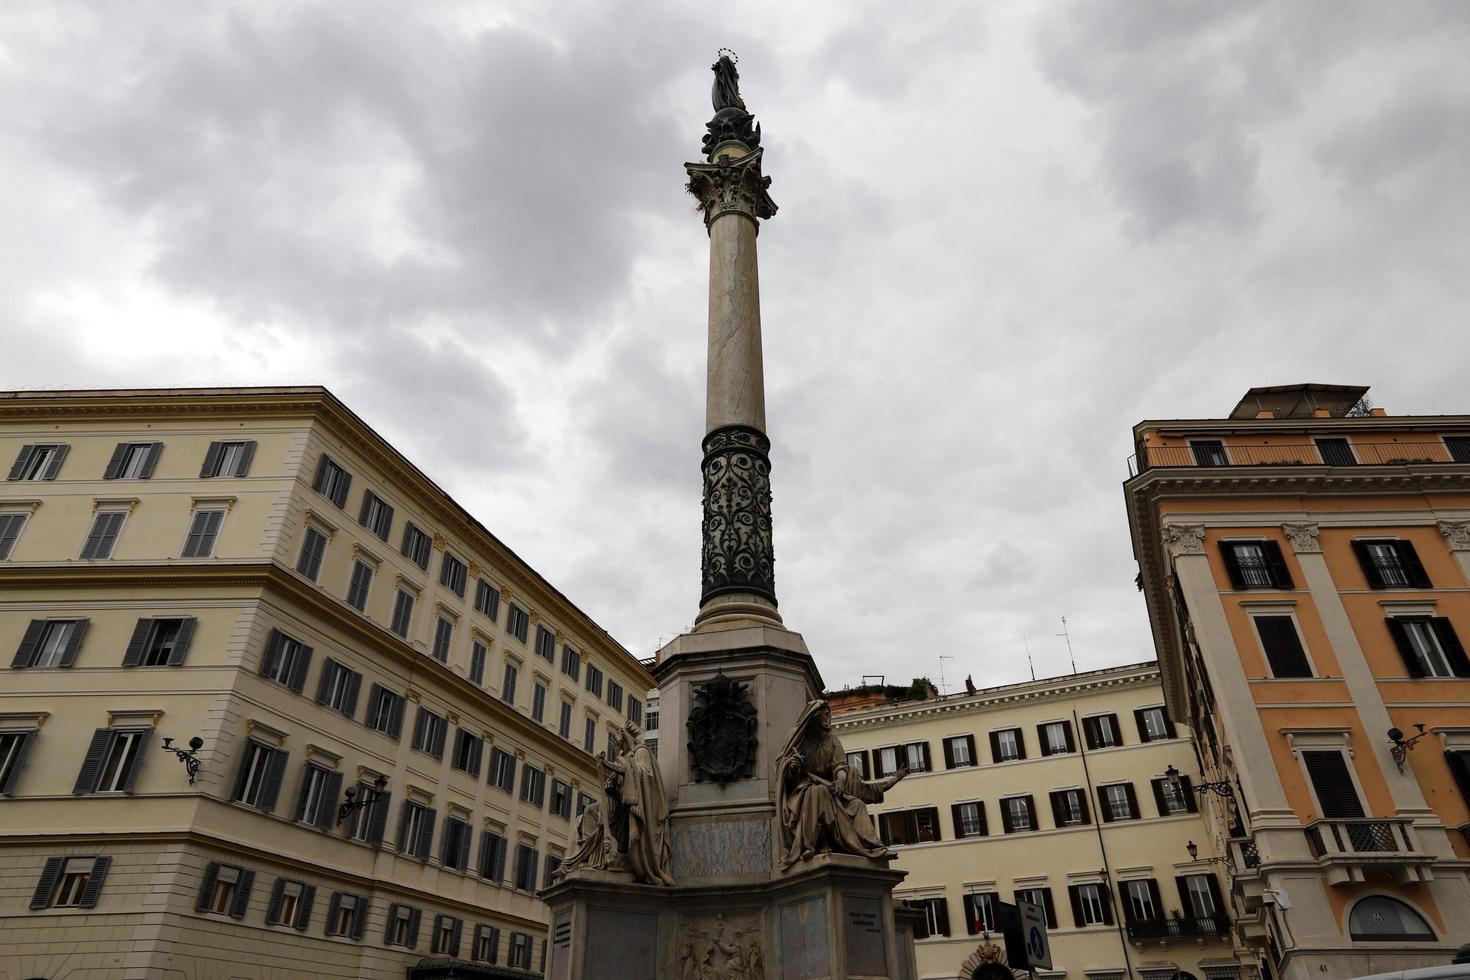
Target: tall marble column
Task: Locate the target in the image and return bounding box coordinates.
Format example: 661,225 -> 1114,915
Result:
686,130 -> 781,631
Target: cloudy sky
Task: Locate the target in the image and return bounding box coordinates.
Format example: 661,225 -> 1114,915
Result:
2,1 -> 1467,691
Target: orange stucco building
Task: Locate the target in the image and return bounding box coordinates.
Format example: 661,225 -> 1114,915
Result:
1126,384 -> 1470,980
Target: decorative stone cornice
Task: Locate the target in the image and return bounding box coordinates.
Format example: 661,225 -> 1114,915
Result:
685,147 -> 777,230
1282,522 -> 1321,554
1439,520 -> 1470,551
1162,523 -> 1206,557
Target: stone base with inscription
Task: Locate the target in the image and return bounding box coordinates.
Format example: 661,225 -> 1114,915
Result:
543,855 -> 912,980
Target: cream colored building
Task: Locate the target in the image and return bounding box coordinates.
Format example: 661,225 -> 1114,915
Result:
834,662 -> 1257,980
0,386 -> 653,979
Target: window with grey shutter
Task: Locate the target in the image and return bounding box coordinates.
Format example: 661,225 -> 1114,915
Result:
201,440 -> 256,478
1352,539 -> 1431,589
30,856 -> 66,909
0,729 -> 37,795
475,580 -> 501,620
507,604 -> 529,643
34,855 -> 110,909
1254,615 -> 1313,677
80,511 -> 127,559
439,552 -> 467,597
366,684 -> 405,739
105,442 -> 161,480
74,727 -> 149,794
0,511 -> 28,559
296,526 -> 328,581
401,522 -> 431,569
311,454 -> 352,508
358,490 -> 394,540
390,588 -> 415,637
9,444 -> 69,482
346,559 -> 373,610
13,618 -> 89,669
479,830 -> 508,882
123,617 -> 197,667
181,509 -> 224,558
1303,750 -> 1365,818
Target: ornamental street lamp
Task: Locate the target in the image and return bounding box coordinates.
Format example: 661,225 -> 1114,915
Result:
160,736 -> 205,785
1165,763 -> 1234,801
1387,724 -> 1428,774
337,773 -> 389,826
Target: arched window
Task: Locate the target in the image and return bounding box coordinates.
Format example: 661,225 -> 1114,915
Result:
1348,896 -> 1434,941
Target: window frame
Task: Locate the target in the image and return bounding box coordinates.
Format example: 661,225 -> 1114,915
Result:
1250,610 -> 1316,679
181,508 -> 225,558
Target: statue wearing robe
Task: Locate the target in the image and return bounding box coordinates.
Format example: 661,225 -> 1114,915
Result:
551,799 -> 608,881
776,701 -> 907,870
601,723 -> 674,886
711,54 -> 745,111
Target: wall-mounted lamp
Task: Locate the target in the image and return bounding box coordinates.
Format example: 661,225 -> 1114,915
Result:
1387,724 -> 1428,773
1165,763 -> 1235,801
1185,840 -> 1230,868
160,736 -> 205,785
337,773 -> 389,826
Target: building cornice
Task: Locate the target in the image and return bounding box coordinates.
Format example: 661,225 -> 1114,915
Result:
1133,414 -> 1470,439
831,663 -> 1161,731
0,560 -> 602,776
1125,465 -> 1470,720
0,385 -> 652,687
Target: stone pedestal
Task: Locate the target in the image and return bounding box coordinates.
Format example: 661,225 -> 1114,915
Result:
544,856 -> 912,980
543,624 -> 918,978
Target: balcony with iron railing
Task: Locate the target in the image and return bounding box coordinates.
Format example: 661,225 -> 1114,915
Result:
1126,914 -> 1232,942
1304,817 -> 1435,885
1127,440 -> 1467,478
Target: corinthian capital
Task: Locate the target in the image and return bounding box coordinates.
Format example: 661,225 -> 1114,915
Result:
1282,522 -> 1321,554
1163,523 -> 1207,557
685,147 -> 777,229
1439,520 -> 1470,552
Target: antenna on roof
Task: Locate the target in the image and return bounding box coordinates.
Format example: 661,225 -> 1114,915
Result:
938,655 -> 955,696
1057,617 -> 1078,674
1023,633 -> 1036,682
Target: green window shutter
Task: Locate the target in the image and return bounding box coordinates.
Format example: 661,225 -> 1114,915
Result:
230,869 -> 254,919
73,729 -> 113,794
41,444 -> 68,480
1352,540 -> 1386,588
12,619 -> 46,668
265,877 -> 286,924
196,862 -> 220,912
385,903 -> 400,944
30,856 -> 64,909
104,443 -> 129,479
235,441 -> 256,477
76,856 -> 110,908
315,659 -> 337,704
287,644 -> 313,694
326,892 -> 342,934
258,749 -> 289,812
58,618 -> 90,667
122,618 -> 154,667
367,790 -> 391,845
139,443 -> 162,479
1218,542 -> 1248,589
417,810 -> 437,861
351,897 -> 368,940
450,917 -> 463,956
296,885 -> 315,930
1262,540 -> 1294,588
317,771 -> 344,830
121,728 -> 151,792
0,730 -> 36,795
408,907 -> 422,949
259,629 -> 282,679
342,671 -> 362,717
1400,540 -> 1432,588
167,618 -> 197,666
1385,619 -> 1425,677
8,446 -> 35,481
1432,618 -> 1470,677
200,442 -> 223,478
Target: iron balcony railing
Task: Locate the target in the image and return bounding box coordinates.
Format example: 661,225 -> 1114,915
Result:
1228,836 -> 1261,870
1305,818 -> 1416,859
1128,441 -> 1463,478
1126,915 -> 1231,941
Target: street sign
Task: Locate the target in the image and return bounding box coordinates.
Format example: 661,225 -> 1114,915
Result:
1018,899 -> 1051,970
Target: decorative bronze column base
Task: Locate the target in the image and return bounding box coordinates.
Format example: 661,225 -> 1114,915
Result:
700,424 -> 776,609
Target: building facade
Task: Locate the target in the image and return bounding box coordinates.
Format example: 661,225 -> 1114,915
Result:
834,662 -> 1254,980
1126,383 -> 1470,980
0,387 -> 653,979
